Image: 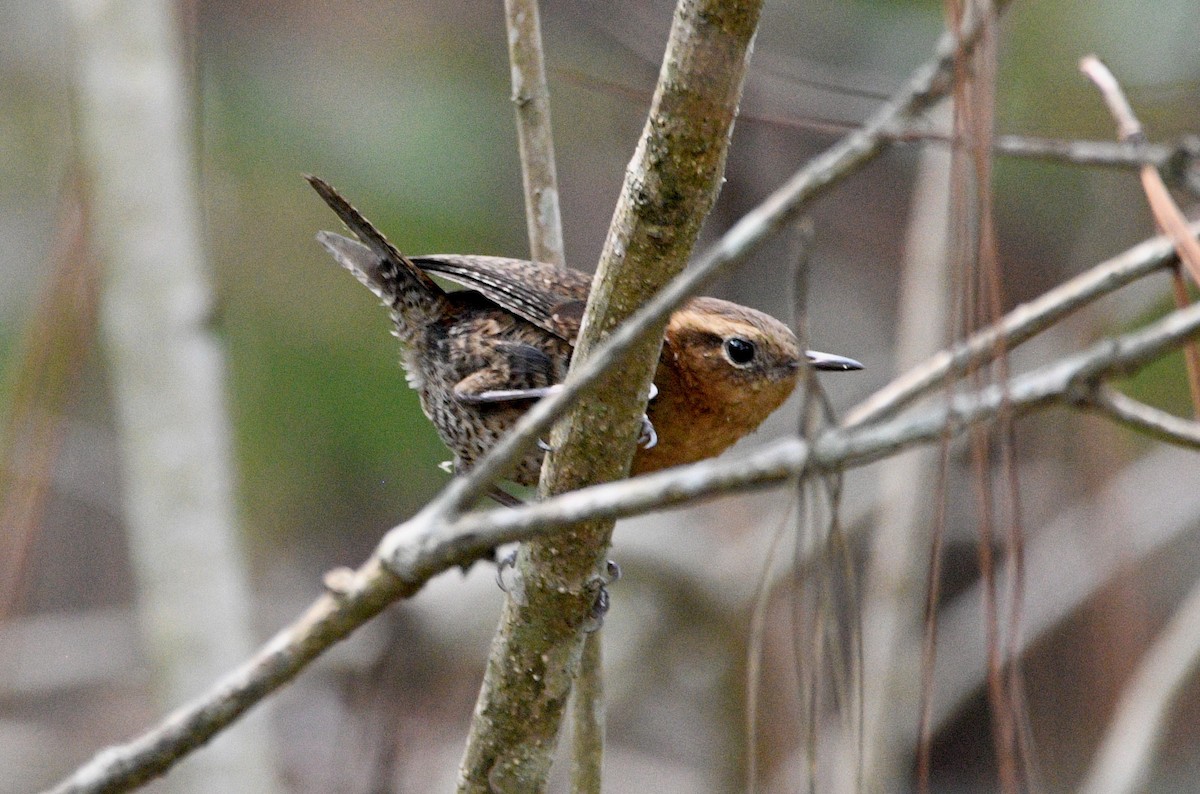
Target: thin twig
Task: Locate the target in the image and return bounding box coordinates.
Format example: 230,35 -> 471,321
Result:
1080,55 -> 1200,415
500,2 -> 613,788
1084,386 -> 1200,448
570,632 -> 605,794
41,285 -> 1200,794
563,66 -> 1200,193
844,223 -> 1200,427
41,6 -> 1020,790
504,0 -> 565,267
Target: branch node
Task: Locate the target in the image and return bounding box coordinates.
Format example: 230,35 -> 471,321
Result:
322,567 -> 357,596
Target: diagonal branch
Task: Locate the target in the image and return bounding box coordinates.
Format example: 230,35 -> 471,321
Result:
41,6 -> 1019,791
845,224 -> 1200,427
413,0 -> 1013,525
1083,387 -> 1200,449
42,269 -> 1200,794
439,298 -> 1200,545
459,0 -> 767,788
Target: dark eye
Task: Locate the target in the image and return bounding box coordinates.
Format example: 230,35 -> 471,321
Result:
724,337 -> 757,365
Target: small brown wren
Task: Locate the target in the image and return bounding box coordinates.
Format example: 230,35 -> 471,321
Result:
308,176 -> 861,490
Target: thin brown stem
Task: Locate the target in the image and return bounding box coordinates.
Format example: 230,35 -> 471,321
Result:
1081,54 -> 1200,416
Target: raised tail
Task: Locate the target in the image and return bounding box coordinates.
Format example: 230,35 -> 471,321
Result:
307,176 -> 446,335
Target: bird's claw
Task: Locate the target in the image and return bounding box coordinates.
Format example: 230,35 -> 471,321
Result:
495,550 -> 518,592
602,559 -> 621,584
634,383 -> 659,449
638,414 -> 658,449
581,559 -> 621,632
586,587 -> 610,631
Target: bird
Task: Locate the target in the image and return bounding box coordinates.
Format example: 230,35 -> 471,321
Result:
307,175 -> 861,493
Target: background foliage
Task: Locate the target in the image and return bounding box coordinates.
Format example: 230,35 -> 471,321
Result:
2,0 -> 1198,791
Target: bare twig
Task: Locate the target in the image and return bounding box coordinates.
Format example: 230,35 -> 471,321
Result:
66,0 -> 279,790
564,69 -> 1200,192
41,558 -> 410,794
41,281 -> 1200,794
844,224 -> 1200,427
500,3 -> 613,788
990,134 -> 1196,183
1084,387 -> 1200,448
1081,55 -> 1200,415
504,0 -> 565,267
570,629 -> 605,794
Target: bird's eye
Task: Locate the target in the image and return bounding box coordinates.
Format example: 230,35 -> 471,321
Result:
723,337 -> 757,365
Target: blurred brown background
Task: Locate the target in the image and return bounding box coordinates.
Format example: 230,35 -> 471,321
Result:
2,0 -> 1199,791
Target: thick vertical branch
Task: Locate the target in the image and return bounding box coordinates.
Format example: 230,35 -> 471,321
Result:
66,1 -> 279,791
457,1 -> 765,790
503,2 -> 606,786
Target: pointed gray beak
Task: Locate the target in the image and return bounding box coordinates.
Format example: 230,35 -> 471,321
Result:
805,350 -> 864,371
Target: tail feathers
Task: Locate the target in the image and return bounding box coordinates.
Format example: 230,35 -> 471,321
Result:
308,177 -> 447,333
316,232 -> 387,298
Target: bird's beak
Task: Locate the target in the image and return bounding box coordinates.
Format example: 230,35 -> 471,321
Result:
805,350 -> 864,371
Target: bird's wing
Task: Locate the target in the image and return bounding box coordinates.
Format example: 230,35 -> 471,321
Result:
413,254 -> 591,343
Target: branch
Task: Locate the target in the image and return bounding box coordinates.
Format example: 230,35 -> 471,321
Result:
990,134 -> 1200,190
565,68 -> 1200,193
439,299 -> 1200,545
49,278 -> 1200,791
45,221 -> 1199,794
504,0 -> 565,267
844,224 -> 1200,427
42,4 -> 1020,790
458,0 -> 767,787
501,2 -> 608,789
1081,55 -> 1200,414
1084,386 -> 1200,449
41,559 -> 411,794
412,0 -> 1012,521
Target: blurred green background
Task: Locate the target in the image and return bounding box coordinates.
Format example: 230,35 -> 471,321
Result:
2,0 -> 1199,791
